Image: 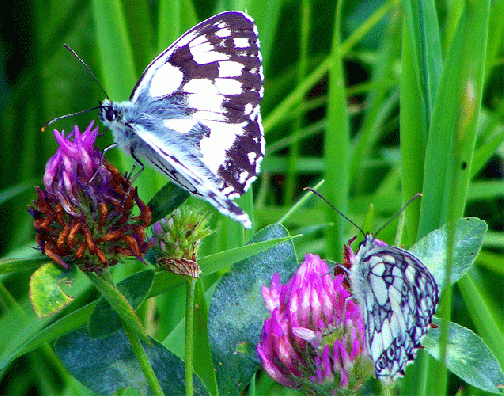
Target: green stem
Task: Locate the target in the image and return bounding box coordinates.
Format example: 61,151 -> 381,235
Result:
91,270 -> 163,395
185,277 -> 196,396
86,271 -> 150,345
123,324 -> 164,396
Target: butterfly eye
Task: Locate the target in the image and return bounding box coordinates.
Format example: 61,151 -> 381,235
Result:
99,106 -> 116,123
104,107 -> 116,122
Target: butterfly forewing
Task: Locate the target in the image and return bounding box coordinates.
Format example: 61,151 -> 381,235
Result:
350,235 -> 439,381
100,12 -> 264,228
131,12 -> 263,197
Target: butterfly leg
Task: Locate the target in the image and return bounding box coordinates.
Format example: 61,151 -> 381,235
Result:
340,295 -> 356,327
333,262 -> 351,285
115,147 -> 146,207
127,147 -> 145,185
86,143 -> 118,189
334,262 -> 350,276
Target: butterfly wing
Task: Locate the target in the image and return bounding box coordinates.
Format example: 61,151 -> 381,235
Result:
125,120 -> 254,227
351,236 -> 438,380
130,11 -> 263,204
102,11 -> 264,227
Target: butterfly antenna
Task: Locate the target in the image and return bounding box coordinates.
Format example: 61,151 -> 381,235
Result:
41,106 -> 102,132
63,44 -> 109,100
374,193 -> 422,237
41,44 -> 109,132
304,187 -> 365,235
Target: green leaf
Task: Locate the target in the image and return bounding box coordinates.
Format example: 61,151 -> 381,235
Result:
418,0 -> 490,237
458,274 -> 504,372
208,224 -> 298,396
54,328 -> 209,396
89,270 -> 154,338
145,234 -> 299,299
423,318 -> 504,394
325,0 -> 349,261
199,234 -> 299,275
29,262 -> 75,318
0,303 -> 96,373
246,1 -> 282,68
0,180 -> 34,205
402,0 -> 443,118
400,25 -> 427,240
0,256 -> 51,274
148,181 -> 189,225
147,270 -> 185,298
410,217 -> 487,291
91,0 -> 136,100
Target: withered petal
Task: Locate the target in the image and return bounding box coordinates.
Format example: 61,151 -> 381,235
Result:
45,246 -> 70,269
57,223 -> 72,247
75,244 -> 86,259
68,221 -> 81,243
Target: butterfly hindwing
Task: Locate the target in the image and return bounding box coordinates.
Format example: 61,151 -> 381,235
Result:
349,235 -> 438,381
130,122 -> 252,226
99,11 -> 264,227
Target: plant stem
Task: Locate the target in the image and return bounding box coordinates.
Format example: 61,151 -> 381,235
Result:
93,270 -> 163,395
124,322 -> 164,396
185,277 -> 196,396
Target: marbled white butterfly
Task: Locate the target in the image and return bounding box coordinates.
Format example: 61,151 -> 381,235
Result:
306,189 -> 439,381
346,233 -> 438,380
99,11 -> 264,228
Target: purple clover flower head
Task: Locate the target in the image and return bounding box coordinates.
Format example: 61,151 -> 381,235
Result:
43,121 -> 111,215
257,254 -> 373,395
29,122 -> 151,272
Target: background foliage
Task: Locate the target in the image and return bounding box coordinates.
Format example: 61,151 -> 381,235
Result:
0,0 -> 503,395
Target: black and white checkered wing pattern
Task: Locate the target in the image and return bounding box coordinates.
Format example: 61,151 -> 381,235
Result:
101,11 -> 264,228
132,12 -> 263,196
350,235 -> 438,381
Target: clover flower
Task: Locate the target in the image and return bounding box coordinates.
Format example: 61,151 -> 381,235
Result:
257,254 -> 373,395
29,122 -> 151,272
149,206 -> 212,277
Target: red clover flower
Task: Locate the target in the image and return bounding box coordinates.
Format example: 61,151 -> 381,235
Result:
29,122 -> 151,272
257,254 -> 373,395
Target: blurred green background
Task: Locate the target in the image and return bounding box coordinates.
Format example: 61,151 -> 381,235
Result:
0,0 -> 503,395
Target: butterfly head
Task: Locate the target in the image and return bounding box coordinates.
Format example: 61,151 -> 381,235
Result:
99,99 -> 119,124
98,100 -> 135,151
359,233 -> 389,249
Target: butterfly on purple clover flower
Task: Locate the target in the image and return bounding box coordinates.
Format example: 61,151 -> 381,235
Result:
306,188 -> 439,381
45,12 -> 264,228
345,232 -> 438,380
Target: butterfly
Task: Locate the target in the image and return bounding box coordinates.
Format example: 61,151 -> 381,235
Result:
99,11 -> 264,228
346,234 -> 439,381
305,188 -> 439,381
